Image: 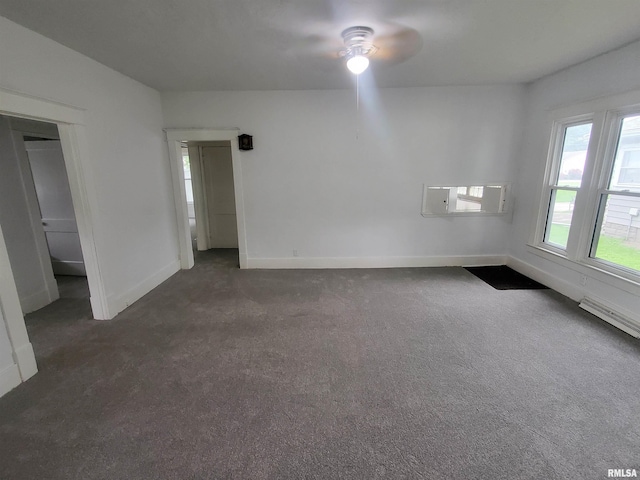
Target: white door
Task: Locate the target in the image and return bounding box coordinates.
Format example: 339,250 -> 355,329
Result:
24,141 -> 86,276
201,145 -> 238,248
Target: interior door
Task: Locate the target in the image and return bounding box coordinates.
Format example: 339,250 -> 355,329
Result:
201,145 -> 238,248
24,141 -> 86,276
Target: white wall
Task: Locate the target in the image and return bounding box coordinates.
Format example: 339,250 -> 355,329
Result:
162,84 -> 525,266
509,39 -> 640,319
0,15 -> 180,316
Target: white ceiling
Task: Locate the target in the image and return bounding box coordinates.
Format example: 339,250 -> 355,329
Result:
1,0 -> 640,91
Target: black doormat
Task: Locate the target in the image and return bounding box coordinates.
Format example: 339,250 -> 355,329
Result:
464,265 -> 549,290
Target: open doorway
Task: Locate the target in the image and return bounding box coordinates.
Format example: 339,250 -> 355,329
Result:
0,88 -> 109,392
0,114 -> 89,316
182,141 -> 240,266
166,129 -> 248,270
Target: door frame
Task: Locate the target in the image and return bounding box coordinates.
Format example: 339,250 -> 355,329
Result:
165,129 -> 248,269
0,87 -> 110,385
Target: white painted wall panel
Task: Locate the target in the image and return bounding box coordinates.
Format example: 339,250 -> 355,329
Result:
162,85 -> 526,262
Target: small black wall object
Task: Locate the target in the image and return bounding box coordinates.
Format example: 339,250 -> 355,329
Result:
238,134 -> 253,151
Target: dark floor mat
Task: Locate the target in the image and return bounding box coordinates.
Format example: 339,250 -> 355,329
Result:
464,265 -> 549,290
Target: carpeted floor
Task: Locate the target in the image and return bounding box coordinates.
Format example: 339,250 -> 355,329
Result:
0,249 -> 638,479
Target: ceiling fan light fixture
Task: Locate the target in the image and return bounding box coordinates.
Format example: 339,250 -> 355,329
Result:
346,54 -> 369,75
341,26 -> 375,75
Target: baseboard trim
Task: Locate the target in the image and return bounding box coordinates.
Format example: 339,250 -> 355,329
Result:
579,297 -> 640,338
506,255 -> 583,301
14,342 -> 38,381
239,252 -> 248,269
19,285 -> 58,314
107,259 -> 180,318
508,255 -> 640,337
246,255 -> 508,269
0,363 -> 22,398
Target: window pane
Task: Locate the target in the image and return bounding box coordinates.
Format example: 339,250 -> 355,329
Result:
592,193 -> 640,273
556,123 -> 592,188
544,189 -> 577,249
610,115 -> 640,190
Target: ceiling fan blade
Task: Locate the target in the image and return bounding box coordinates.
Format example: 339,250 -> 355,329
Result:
286,34 -> 342,60
372,26 -> 423,66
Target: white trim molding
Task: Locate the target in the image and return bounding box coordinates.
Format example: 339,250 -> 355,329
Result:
507,255 -> 582,300
0,363 -> 22,398
0,87 -> 85,125
507,254 -> 640,338
18,287 -> 59,315
165,128 -> 248,269
246,255 -> 508,270
579,297 -> 640,338
13,342 -> 37,381
107,259 -> 180,316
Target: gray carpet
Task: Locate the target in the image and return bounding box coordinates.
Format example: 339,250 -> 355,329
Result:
1,249 -> 639,479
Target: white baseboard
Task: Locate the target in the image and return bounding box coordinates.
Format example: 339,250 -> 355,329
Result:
107,259 -> 180,318
0,363 -> 22,398
19,284 -> 58,314
14,342 -> 38,381
246,255 -> 508,269
507,255 -> 640,337
51,260 -> 86,276
579,297 -> 640,338
239,252 -> 248,269
506,255 -> 583,301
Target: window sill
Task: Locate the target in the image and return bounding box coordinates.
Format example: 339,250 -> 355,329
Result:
526,244 -> 640,296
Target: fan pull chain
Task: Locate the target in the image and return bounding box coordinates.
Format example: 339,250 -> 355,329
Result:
356,74 -> 360,139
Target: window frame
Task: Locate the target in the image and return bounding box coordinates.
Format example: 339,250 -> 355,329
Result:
535,113 -> 599,258
531,92 -> 640,287
584,107 -> 640,279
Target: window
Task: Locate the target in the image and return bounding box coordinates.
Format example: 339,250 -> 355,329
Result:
543,122 -> 592,250
536,101 -> 640,282
182,146 -> 194,203
591,115 -> 640,274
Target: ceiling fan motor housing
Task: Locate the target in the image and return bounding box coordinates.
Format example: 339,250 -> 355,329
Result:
341,26 -> 376,58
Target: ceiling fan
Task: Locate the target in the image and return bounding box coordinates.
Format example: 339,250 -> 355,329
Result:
290,21 -> 422,76
340,23 -> 422,75
339,26 -> 377,75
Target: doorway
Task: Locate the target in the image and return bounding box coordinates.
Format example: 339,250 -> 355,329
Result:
165,129 -> 248,270
0,115 -> 88,316
188,142 -> 239,253
0,88 -> 109,392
